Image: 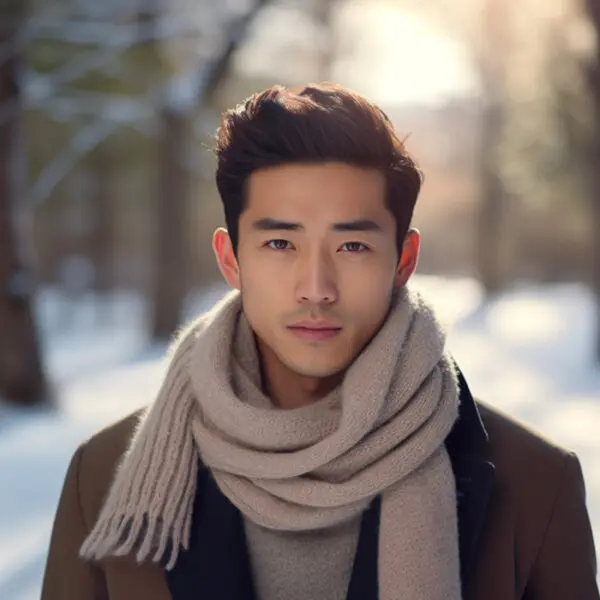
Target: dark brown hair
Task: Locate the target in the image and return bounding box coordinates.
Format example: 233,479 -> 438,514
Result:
214,82 -> 423,256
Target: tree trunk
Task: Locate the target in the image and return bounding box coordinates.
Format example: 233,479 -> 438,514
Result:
0,10 -> 49,406
475,0 -> 512,296
147,0 -> 272,340
584,0 -> 600,362
589,87 -> 600,363
476,98 -> 509,295
592,192 -> 600,362
88,149 -> 115,325
150,107 -> 191,340
89,151 -> 114,293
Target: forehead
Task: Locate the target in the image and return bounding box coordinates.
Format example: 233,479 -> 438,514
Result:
244,162 -> 388,222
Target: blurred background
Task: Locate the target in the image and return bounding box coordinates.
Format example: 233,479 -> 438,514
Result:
1,0 -> 600,597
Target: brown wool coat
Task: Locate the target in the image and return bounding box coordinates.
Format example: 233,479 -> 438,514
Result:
41,400 -> 599,600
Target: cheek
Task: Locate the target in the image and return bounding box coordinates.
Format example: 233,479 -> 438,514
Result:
239,270 -> 285,326
240,255 -> 295,297
339,264 -> 396,301
341,271 -> 395,325
359,295 -> 393,334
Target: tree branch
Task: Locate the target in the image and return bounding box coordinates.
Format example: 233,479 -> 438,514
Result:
37,91 -> 154,122
31,17 -> 209,46
29,118 -> 117,207
195,0 -> 272,105
156,0 -> 272,114
29,18 -> 205,102
25,0 -> 273,206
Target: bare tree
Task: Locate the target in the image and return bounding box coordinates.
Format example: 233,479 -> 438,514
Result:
475,0 -> 512,295
18,1 -> 273,342
88,147 -> 115,323
0,0 -> 49,406
148,0 -> 272,341
584,0 -> 600,361
418,0 -> 514,295
151,102 -> 193,340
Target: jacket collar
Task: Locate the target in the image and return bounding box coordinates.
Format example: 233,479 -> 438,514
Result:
447,365 -> 496,590
447,364 -> 489,457
166,467 -> 256,600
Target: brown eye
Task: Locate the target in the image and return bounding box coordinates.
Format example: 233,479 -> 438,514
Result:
266,239 -> 292,250
341,242 -> 368,253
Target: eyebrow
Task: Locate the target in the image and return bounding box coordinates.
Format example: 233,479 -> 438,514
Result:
251,218 -> 383,233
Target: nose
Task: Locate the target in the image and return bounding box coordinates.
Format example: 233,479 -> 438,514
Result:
296,251 -> 338,305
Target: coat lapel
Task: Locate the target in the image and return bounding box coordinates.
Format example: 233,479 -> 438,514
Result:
447,368 -> 496,585
166,468 -> 256,600
346,497 -> 380,600
453,456 -> 495,584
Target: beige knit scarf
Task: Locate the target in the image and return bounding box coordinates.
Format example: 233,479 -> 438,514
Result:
81,285 -> 462,599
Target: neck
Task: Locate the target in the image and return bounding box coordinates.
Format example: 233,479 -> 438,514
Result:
256,338 -> 343,410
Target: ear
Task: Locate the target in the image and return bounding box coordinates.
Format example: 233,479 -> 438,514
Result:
212,228 -> 241,290
394,228 -> 420,288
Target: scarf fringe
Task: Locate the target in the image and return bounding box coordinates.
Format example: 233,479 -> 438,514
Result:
80,323 -> 203,570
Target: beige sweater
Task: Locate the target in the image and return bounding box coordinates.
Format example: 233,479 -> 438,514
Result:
244,515 -> 361,600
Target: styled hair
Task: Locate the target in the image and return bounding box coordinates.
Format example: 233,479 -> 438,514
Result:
213,82 -> 423,256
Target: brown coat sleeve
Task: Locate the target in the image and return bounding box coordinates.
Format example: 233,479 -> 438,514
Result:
525,452 -> 599,600
41,445 -> 107,600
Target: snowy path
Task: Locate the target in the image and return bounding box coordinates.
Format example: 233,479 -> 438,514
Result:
1,277 -> 598,599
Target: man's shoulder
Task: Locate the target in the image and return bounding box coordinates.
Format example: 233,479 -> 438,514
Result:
474,399 -> 577,495
75,409 -> 145,522
472,400 -> 598,596
476,399 -> 573,460
81,408 -> 145,462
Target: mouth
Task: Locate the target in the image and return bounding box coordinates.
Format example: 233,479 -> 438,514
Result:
287,323 -> 342,342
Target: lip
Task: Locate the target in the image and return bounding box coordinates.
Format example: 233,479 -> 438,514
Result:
289,320 -> 342,330
287,321 -> 342,342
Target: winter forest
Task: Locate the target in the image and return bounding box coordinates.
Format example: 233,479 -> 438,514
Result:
1,0 -> 600,596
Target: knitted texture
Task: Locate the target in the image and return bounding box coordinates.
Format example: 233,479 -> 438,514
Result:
243,515 -> 360,600
80,286 -> 462,599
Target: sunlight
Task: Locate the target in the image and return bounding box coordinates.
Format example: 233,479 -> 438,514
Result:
335,0 -> 479,106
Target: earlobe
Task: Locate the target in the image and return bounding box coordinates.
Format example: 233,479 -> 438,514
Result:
212,228 -> 241,290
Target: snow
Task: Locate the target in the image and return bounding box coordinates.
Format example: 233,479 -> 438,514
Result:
1,275 -> 599,599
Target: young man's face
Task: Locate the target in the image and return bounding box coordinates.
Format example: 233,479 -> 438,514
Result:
214,162 -> 419,381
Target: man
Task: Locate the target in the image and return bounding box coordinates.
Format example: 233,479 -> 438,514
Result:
41,83 -> 599,600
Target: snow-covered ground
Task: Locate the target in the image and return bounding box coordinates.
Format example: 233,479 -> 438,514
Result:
1,276 -> 599,599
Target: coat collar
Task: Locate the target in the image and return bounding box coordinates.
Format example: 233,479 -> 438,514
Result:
166,366 -> 495,600
165,467 -> 256,600
447,367 -> 496,587
446,365 -> 490,456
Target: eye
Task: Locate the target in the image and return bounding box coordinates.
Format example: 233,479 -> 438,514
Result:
340,242 -> 369,253
265,239 -> 293,251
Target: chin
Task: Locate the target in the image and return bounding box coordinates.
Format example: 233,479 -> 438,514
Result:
284,356 -> 352,379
